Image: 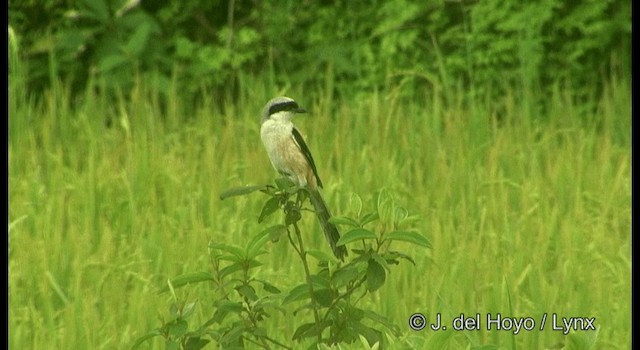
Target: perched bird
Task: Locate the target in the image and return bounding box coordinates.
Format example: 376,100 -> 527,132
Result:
260,96 -> 347,260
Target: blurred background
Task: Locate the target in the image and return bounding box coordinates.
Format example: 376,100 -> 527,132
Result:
10,0 -> 630,109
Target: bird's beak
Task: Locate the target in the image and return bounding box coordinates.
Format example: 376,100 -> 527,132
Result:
293,107 -> 307,114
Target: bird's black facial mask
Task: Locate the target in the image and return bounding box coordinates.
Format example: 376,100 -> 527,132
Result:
269,101 -> 307,116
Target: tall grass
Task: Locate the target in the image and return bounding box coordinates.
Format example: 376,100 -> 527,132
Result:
9,45 -> 630,349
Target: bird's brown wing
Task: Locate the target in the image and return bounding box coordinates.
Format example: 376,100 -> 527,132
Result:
291,127 -> 323,188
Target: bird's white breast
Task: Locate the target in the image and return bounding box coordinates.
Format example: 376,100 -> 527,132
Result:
260,118 -> 294,174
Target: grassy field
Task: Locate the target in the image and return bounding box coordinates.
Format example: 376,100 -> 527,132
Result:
9,56 -> 631,350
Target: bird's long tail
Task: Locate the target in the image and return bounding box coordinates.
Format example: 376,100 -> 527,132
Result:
308,189 -> 348,260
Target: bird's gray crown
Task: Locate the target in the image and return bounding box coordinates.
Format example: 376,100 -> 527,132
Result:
261,96 -> 306,122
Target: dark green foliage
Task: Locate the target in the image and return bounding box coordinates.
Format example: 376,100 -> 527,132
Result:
10,0 -> 630,109
133,184 -> 426,348
462,0 -> 630,105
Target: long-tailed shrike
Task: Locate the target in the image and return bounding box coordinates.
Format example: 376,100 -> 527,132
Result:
260,96 -> 347,260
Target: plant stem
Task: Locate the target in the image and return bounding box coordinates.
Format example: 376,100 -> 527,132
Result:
292,220 -> 322,344
264,335 -> 293,350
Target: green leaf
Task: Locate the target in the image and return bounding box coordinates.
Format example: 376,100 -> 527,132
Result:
371,253 -> 390,272
125,21 -> 151,56
309,274 -> 331,289
328,215 -> 360,227
565,326 -> 599,350
363,310 -> 401,335
215,300 -> 244,313
80,0 -> 109,23
219,185 -> 269,200
376,189 -> 395,224
236,285 -> 257,301
349,306 -> 365,321
358,334 -> 378,350
207,301 -> 244,326
383,251 -> 416,266
181,301 -> 198,319
336,228 -> 377,246
349,321 -> 382,348
366,259 -> 386,292
157,272 -> 214,293
265,224 -> 287,242
259,280 -> 281,294
283,284 -> 310,305
348,193 -> 363,215
312,288 -> 336,307
292,322 -> 317,341
169,302 -> 180,318
259,196 -> 281,223
306,249 -> 335,262
208,243 -> 245,260
247,226 -> 278,257
360,212 -> 380,226
174,36 -> 196,58
331,265 -> 361,288
220,322 -> 248,344
393,206 -> 408,224
131,329 -> 162,349
292,321 -> 331,341
166,340 -> 180,350
99,54 -> 128,73
253,327 -> 267,338
385,231 -> 431,248
185,337 -> 210,350
219,260 -> 261,278
285,207 -> 302,226
167,319 -> 188,338
275,177 -> 298,193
